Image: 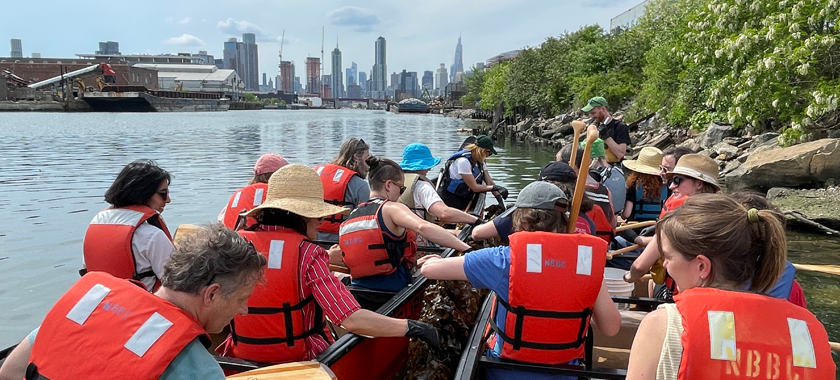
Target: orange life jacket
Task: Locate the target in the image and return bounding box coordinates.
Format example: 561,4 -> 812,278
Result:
339,198 -> 418,278
489,231 -> 607,365
675,288 -> 835,379
315,164 -> 359,234
659,194 -> 688,219
28,271 -> 208,380
222,183 -> 269,229
82,205 -> 172,288
232,227 -> 325,364
585,204 -> 615,244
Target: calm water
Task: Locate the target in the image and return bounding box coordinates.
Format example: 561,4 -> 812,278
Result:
0,110 -> 837,361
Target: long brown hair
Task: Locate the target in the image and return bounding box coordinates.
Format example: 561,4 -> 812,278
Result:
626,172 -> 664,200
332,138 -> 370,177
656,193 -> 786,293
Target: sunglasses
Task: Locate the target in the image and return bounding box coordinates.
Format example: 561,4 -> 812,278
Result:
587,99 -> 607,108
669,175 -> 689,187
157,188 -> 169,199
390,181 -> 406,195
660,165 -> 669,173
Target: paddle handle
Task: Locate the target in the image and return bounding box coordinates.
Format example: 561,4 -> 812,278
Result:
615,220 -> 657,233
607,244 -> 642,260
568,121 -> 586,168
567,126 -> 599,234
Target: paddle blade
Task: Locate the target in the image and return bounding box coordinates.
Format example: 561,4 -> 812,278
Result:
173,224 -> 202,250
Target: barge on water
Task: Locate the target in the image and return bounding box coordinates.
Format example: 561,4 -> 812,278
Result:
394,98 -> 429,113
82,86 -> 230,112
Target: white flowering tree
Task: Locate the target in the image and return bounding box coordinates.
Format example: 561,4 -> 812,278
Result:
677,0 -> 839,144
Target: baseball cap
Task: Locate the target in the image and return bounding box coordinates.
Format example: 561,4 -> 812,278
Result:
515,181 -> 568,210
538,161 -> 577,183
581,96 -> 608,113
476,135 -> 497,155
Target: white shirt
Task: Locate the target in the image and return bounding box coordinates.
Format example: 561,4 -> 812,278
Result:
413,180 -> 444,218
449,157 -> 484,180
132,222 -> 175,291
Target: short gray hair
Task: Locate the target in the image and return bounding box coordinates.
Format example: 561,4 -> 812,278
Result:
162,223 -> 265,297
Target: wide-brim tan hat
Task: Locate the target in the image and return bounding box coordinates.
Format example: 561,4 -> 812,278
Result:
665,154 -> 720,191
623,147 -> 663,175
243,164 -> 350,218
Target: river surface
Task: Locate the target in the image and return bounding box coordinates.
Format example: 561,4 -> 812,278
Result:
0,110 -> 837,362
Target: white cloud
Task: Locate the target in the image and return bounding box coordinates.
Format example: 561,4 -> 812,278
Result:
217,18 -> 269,38
178,17 -> 192,25
327,6 -> 381,32
163,34 -> 205,47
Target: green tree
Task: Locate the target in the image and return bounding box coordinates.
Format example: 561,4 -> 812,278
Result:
479,62 -> 510,110
462,65 -> 486,107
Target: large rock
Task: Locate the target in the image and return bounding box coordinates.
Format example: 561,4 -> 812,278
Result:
767,187 -> 840,230
699,122 -> 736,149
725,138 -> 840,190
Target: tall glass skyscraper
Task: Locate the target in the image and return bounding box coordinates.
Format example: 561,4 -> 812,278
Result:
450,36 -> 464,84
371,37 -> 387,99
331,43 -> 344,98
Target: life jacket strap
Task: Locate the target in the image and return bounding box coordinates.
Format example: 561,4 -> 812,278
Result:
233,294 -> 326,347
490,296 -> 592,351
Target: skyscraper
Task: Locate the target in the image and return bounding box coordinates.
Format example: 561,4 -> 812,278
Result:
358,71 -> 367,91
450,36 -> 464,84
280,61 -> 294,93
346,62 -> 357,87
436,63 -> 449,94
422,71 -> 434,92
390,72 -> 400,91
371,37 -> 387,99
242,33 -> 259,91
263,73 -> 267,87
96,41 -> 121,55
330,42 -> 344,98
306,57 -> 321,94
223,38 -> 245,77
10,39 -> 22,58
398,70 -> 419,99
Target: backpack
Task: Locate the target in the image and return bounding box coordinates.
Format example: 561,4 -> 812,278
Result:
599,165 -> 625,216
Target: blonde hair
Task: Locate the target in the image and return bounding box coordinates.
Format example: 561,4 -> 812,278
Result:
656,193 -> 786,293
464,143 -> 489,163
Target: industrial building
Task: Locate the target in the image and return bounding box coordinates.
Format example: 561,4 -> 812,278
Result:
132,64 -> 243,94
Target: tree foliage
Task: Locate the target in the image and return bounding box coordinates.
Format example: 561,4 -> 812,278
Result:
467,0 -> 840,144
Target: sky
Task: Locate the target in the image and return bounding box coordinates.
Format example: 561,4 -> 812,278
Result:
2,0 -> 641,82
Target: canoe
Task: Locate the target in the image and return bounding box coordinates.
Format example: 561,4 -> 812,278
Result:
453,294 -> 665,380
218,194 -> 487,380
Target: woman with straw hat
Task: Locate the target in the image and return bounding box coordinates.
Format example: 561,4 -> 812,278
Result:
217,153 -> 289,230
621,147 -> 668,222
340,156 -> 472,305
219,164 -> 440,364
624,154 -> 720,299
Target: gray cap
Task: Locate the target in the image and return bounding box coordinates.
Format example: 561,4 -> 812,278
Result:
514,181 -> 568,210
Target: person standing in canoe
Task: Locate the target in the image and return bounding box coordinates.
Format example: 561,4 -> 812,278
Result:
81,159 -> 174,292
438,135 -> 508,211
219,164 -> 439,364
218,153 -> 289,230
421,181 -> 621,380
624,154 -> 720,299
626,194 -> 835,380
315,138 -> 371,242
0,224 -> 266,380
397,143 -> 485,244
340,157 -> 472,299
581,96 -> 632,163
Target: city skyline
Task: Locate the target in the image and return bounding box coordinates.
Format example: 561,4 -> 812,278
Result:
0,1 -> 639,81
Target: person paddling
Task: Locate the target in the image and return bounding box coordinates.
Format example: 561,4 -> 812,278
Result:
626,194 -> 835,380
82,159 -> 174,292
219,164 -> 440,364
340,157 -> 471,301
218,153 -> 289,229
438,135 -> 508,210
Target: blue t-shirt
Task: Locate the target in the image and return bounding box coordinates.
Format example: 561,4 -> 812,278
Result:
463,247 -> 577,380
28,328 -> 224,379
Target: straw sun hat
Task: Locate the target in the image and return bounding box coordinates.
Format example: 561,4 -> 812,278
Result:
242,164 -> 350,219
622,147 -> 663,175
665,153 -> 720,191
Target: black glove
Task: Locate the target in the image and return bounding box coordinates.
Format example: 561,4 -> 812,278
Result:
492,185 -> 509,200
405,320 -> 440,349
469,213 -> 485,226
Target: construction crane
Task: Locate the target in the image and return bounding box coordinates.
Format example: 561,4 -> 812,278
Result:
277,30 -> 285,91
320,26 -> 324,98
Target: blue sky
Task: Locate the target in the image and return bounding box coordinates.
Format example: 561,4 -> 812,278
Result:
3,0 -> 639,80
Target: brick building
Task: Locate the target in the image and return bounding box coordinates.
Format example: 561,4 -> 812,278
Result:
0,60 -> 157,90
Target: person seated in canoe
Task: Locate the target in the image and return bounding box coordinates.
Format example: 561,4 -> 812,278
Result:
557,144 -> 616,244
339,157 -> 472,300
81,159 -> 174,292
217,164 -> 440,365
437,135 -> 508,211
623,154 -> 720,300
729,190 -> 808,308
397,143 -> 486,245
421,181 -> 622,380
658,146 -> 694,182
471,161 -> 597,244
315,138 -> 371,243
218,153 -> 289,230
626,194 -> 835,380
0,224 -> 265,380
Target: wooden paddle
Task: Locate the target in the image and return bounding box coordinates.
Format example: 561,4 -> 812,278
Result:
567,125 -> 600,234
226,361 -> 337,379
173,224 -> 202,250
568,120 -> 587,168
615,220 -> 657,233
792,263 -> 840,276
607,244 -> 642,260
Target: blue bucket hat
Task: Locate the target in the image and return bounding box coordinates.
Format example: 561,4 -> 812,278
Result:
400,143 -> 441,171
